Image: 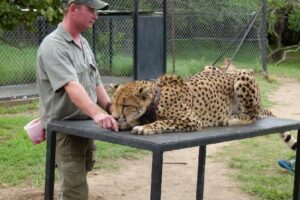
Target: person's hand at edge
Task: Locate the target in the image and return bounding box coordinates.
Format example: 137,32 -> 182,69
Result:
93,112 -> 118,131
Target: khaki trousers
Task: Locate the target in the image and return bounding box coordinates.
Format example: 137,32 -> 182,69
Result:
55,133 -> 95,200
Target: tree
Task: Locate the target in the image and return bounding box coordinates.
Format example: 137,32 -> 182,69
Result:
0,0 -> 62,31
267,0 -> 300,64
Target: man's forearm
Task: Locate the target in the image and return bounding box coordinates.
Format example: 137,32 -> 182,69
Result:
64,81 -> 103,119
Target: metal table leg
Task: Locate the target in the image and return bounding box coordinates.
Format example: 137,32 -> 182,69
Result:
293,129 -> 300,200
196,145 -> 206,200
150,149 -> 163,200
44,129 -> 56,200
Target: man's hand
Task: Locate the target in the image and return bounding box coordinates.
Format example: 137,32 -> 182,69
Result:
93,113 -> 119,131
64,81 -> 119,131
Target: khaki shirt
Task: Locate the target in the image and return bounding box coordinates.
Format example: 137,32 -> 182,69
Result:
36,24 -> 102,129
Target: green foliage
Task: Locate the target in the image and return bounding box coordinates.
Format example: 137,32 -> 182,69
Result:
0,0 -> 62,31
267,0 -> 300,36
173,0 -> 260,39
288,7 -> 300,31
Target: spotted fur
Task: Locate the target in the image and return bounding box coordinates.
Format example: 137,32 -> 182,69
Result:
205,64 -> 297,151
111,66 -> 278,135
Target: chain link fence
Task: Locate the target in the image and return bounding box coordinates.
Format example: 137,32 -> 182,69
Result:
0,0 -> 266,106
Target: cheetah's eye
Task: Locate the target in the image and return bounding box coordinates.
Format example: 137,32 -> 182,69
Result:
141,96 -> 147,101
122,104 -> 138,109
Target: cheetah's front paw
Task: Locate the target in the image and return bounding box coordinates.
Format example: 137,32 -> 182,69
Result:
132,126 -> 156,135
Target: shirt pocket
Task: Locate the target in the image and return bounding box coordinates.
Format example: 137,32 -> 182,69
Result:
71,50 -> 87,75
88,60 -> 98,84
87,65 -> 97,98
74,62 -> 86,75
85,62 -> 97,102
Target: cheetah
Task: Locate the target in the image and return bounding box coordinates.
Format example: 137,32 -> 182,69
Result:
111,66 -> 275,135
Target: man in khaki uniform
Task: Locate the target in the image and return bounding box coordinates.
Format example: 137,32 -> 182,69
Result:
36,0 -> 118,199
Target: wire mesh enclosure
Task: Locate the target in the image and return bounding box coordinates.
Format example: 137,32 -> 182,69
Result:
165,0 -> 267,76
0,0 -> 267,103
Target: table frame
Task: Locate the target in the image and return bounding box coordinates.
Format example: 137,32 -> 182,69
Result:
44,117 -> 300,200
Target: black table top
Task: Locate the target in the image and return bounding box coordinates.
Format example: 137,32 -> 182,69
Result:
47,117 -> 300,152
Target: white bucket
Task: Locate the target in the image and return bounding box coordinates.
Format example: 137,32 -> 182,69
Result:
24,118 -> 45,144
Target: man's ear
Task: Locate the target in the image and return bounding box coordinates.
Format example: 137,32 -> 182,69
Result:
68,3 -> 77,12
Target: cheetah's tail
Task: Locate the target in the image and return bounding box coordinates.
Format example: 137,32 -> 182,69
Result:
259,108 -> 297,151
280,132 -> 297,151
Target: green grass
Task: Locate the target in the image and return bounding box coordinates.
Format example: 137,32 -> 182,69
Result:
0,42 -> 134,85
268,53 -> 300,81
0,100 -> 39,115
256,75 -> 279,107
215,53 -> 300,200
0,114 -> 45,186
0,101 -> 147,187
96,54 -> 133,77
166,40 -> 263,77
218,133 -> 296,200
0,42 -> 37,85
0,39 -> 269,84
1,38 -> 299,83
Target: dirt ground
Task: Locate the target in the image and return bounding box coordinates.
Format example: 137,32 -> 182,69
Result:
1,77 -> 300,200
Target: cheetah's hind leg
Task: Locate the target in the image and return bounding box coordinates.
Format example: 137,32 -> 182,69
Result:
227,71 -> 261,126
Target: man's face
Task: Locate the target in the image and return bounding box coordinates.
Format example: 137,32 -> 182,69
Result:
72,4 -> 97,31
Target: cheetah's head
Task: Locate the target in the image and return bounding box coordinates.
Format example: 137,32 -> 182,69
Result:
111,81 -> 155,130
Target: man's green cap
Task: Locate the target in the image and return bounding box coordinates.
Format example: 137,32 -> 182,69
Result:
61,0 -> 109,10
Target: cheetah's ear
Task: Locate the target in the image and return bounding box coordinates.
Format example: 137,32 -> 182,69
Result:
109,84 -> 120,93
109,83 -> 120,91
137,87 -> 152,99
223,58 -> 232,65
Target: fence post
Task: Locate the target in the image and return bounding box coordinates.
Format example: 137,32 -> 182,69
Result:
92,23 -> 97,57
163,0 -> 167,74
109,19 -> 114,71
261,0 -> 268,78
133,0 -> 139,80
